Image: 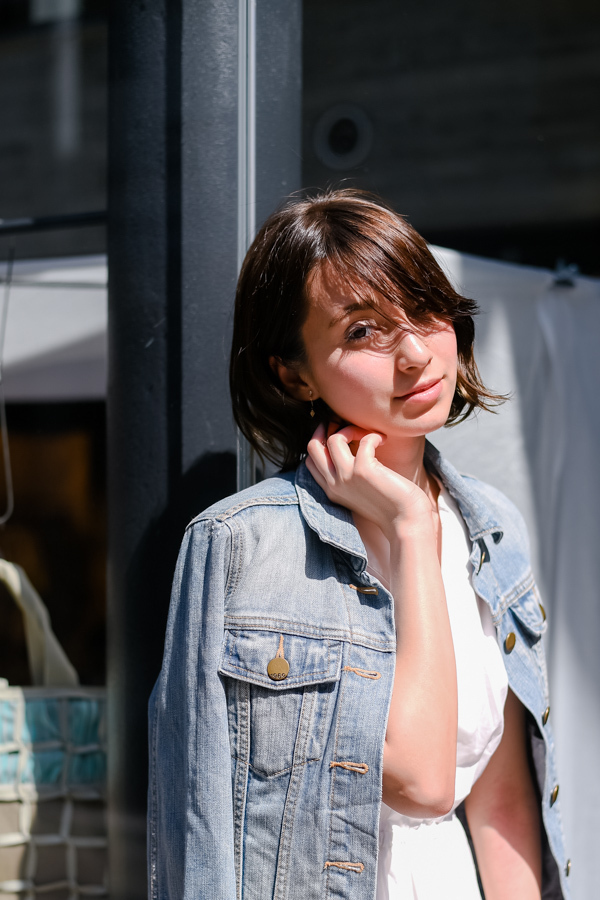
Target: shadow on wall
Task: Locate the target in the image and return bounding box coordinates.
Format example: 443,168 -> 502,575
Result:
129,447 -> 237,710
110,449 -> 237,854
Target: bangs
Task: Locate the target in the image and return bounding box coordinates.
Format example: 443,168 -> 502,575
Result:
305,202 -> 478,330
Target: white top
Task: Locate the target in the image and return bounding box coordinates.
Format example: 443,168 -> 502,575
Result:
375,485 -> 509,900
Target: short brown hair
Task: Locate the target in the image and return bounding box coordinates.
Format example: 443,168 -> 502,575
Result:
230,189 -> 503,471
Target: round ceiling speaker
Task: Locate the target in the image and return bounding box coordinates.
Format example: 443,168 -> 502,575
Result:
313,104 -> 373,170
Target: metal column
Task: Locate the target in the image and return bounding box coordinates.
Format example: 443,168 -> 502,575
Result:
107,1 -> 301,895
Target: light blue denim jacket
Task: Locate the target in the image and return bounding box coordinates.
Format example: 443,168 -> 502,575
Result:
148,442 -> 570,900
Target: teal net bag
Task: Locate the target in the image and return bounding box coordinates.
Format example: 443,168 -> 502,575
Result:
0,561 -> 107,900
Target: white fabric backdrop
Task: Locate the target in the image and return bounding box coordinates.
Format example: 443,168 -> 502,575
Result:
431,247 -> 600,900
0,255 -> 106,401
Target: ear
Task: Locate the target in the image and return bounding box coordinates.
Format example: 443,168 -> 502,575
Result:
269,356 -> 317,402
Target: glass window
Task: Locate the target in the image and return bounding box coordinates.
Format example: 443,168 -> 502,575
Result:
0,0 -> 107,258
303,0 -> 600,274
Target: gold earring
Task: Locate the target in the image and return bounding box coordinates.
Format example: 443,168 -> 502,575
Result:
309,390 -> 315,418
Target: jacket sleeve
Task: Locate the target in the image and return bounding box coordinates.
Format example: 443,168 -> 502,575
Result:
148,517 -> 236,900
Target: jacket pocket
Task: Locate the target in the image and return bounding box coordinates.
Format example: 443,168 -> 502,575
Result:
219,629 -> 342,777
508,585 -> 547,643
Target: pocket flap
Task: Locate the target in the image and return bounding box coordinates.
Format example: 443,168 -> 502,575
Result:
219,629 -> 342,689
509,589 -> 547,637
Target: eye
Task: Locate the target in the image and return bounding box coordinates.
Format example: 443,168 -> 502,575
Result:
346,321 -> 375,342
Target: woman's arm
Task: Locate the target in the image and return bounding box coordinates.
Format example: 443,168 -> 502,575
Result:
148,520 -> 237,900
306,425 -> 457,818
380,510 -> 458,817
465,688 -> 542,900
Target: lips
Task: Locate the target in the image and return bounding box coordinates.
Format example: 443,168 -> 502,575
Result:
398,378 -> 443,400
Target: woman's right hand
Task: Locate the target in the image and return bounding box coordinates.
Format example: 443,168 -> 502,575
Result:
305,421 -> 434,542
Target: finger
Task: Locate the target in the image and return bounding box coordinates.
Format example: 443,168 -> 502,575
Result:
325,431 -> 358,477
354,431 -> 385,460
327,425 -> 383,461
305,454 -> 330,492
329,424 -> 371,444
307,439 -> 336,479
307,424 -> 337,480
327,428 -> 385,474
330,424 -> 386,447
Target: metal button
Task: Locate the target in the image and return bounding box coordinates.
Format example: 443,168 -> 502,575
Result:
565,859 -> 571,877
550,784 -> 559,806
504,632 -> 516,653
349,583 -> 378,596
539,603 -> 546,621
267,634 -> 290,681
542,706 -> 550,725
267,656 -> 289,681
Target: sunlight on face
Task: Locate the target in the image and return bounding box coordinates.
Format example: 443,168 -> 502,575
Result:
299,265 -> 458,442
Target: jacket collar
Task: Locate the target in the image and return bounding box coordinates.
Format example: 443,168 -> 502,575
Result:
423,442 -> 504,542
294,440 -> 503,561
295,461 -> 367,564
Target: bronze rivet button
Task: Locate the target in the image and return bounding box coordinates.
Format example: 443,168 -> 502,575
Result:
565,859 -> 571,877
504,632 -> 516,654
267,656 -> 290,681
268,634 -> 290,681
550,784 -> 559,806
542,706 -> 550,725
349,583 -> 378,596
539,603 -> 546,621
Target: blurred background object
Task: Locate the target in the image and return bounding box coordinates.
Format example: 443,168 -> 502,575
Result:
0,1 -> 107,698
303,0 -> 600,275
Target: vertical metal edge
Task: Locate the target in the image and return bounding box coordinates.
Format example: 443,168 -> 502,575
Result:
236,0 -> 257,492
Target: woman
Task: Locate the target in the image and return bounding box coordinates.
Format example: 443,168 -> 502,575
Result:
148,190 -> 570,900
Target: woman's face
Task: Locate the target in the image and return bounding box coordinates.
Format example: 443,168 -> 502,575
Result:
297,265 -> 458,442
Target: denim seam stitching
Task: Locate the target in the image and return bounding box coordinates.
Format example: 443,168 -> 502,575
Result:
504,571 -> 535,604
534,641 -> 550,704
225,661 -> 331,678
273,687 -> 315,900
493,572 -> 536,621
326,642 -> 351,899
194,497 -> 299,525
538,721 -> 569,884
315,661 -> 332,753
230,756 -> 320,779
232,678 -> 249,900
223,518 -> 241,601
223,617 -> 395,650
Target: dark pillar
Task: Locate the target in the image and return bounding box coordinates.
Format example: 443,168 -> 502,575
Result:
107,1 -> 301,897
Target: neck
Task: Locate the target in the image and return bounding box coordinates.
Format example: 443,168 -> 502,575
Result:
374,434 -> 435,498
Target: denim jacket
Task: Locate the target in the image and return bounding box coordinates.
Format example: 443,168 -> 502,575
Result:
148,442 -> 570,900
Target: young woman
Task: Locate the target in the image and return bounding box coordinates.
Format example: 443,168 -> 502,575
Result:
148,190 -> 570,900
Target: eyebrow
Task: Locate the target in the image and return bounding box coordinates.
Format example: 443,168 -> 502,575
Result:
328,300 -> 373,328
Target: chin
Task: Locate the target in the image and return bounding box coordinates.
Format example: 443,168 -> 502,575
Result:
401,399 -> 454,432
388,413 -> 451,440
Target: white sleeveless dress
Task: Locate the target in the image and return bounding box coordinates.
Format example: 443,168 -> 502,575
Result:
375,486 -> 509,900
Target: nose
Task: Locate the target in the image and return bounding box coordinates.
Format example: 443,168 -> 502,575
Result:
395,331 -> 432,371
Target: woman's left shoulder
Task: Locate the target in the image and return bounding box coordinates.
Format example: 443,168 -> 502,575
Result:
459,475 -> 545,631
460,473 -> 529,539
187,470 -> 298,527
426,441 -> 529,547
